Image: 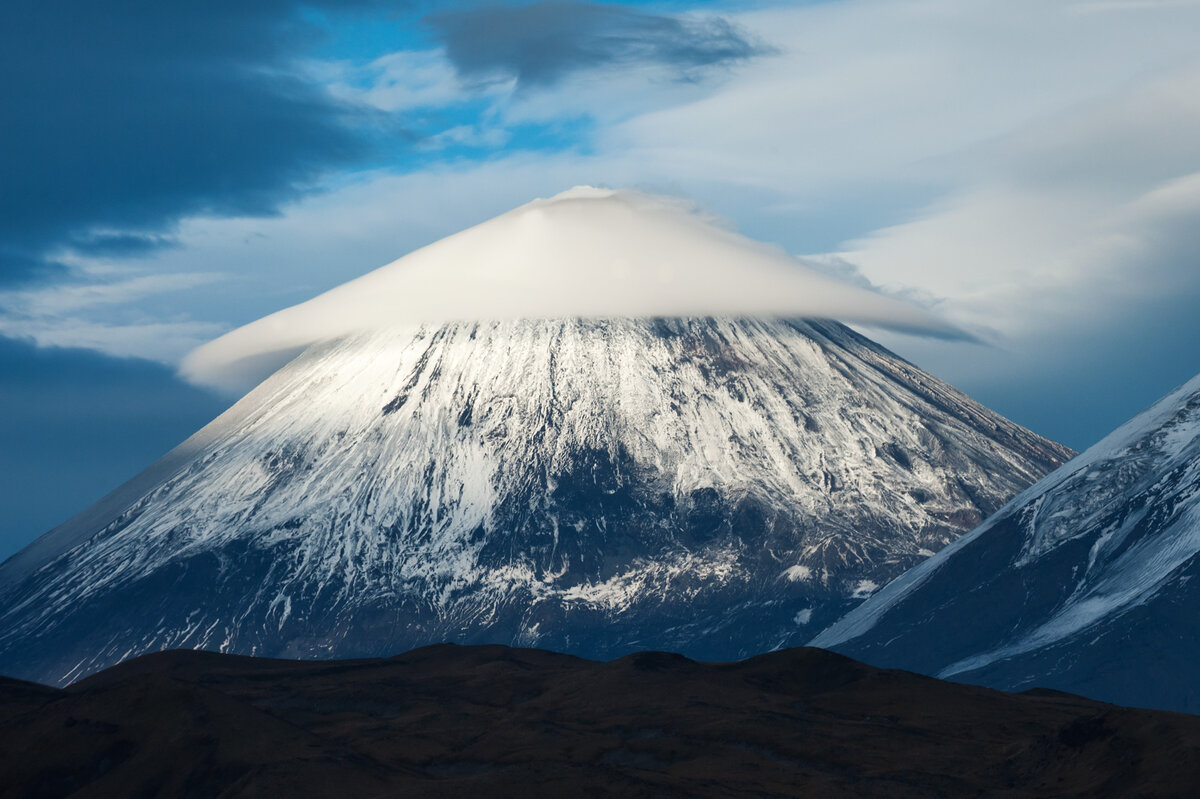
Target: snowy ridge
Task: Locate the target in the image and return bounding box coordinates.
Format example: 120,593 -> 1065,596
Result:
813,371 -> 1200,712
0,318 -> 1069,685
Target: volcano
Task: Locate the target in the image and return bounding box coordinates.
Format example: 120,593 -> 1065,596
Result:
0,190 -> 1071,686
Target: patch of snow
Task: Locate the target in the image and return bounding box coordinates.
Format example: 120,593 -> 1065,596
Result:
783,565 -> 812,582
850,580 -> 879,599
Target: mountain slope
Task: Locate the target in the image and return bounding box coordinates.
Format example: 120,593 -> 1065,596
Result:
812,373 -> 1200,713
0,317 -> 1070,685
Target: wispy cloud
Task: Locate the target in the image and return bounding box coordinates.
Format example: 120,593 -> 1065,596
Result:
0,321 -> 229,366
425,1 -> 769,89
837,63 -> 1200,341
0,0 -> 390,285
320,49 -> 469,114
0,268 -> 227,363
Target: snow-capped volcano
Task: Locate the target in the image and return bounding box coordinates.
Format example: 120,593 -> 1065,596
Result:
0,318 -> 1070,685
812,373 -> 1200,713
0,190 -> 1071,686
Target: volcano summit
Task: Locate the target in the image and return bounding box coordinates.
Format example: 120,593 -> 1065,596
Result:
0,190 -> 1071,685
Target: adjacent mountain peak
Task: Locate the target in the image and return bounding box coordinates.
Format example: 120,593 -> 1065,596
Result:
181,187 -> 963,393
812,372 -> 1200,713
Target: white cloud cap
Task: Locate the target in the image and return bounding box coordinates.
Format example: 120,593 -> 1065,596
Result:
181,187 -> 962,393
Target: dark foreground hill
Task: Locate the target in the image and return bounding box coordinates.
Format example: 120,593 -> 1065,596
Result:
2,645 -> 1199,798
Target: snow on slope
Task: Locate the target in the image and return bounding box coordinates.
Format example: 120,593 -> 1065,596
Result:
812,372 -> 1200,712
0,318 -> 1069,685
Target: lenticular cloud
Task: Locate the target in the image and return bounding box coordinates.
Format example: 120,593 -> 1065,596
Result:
182,187 -> 963,392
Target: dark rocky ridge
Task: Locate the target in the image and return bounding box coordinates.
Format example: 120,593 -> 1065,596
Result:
2,644 -> 1198,798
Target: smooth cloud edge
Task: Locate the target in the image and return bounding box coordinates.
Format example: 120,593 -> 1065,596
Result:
181,186 -> 969,395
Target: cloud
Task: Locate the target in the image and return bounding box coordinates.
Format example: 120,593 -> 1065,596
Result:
1,271 -> 224,316
5,320 -> 229,366
839,64 -> 1200,341
830,59 -> 1200,446
181,187 -> 967,392
0,0 -> 389,285
425,1 -> 767,89
322,49 -> 468,114
0,268 -> 228,363
0,252 -> 68,286
600,0 -> 1200,217
13,0 -> 1200,450
67,232 -> 180,259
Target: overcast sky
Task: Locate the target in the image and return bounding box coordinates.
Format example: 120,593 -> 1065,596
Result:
3,0 -> 1200,559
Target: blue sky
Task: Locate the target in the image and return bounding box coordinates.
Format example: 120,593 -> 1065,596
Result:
3,0 -> 1200,559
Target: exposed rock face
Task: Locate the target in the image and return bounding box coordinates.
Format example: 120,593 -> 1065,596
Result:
813,373 -> 1200,714
0,317 -> 1070,685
